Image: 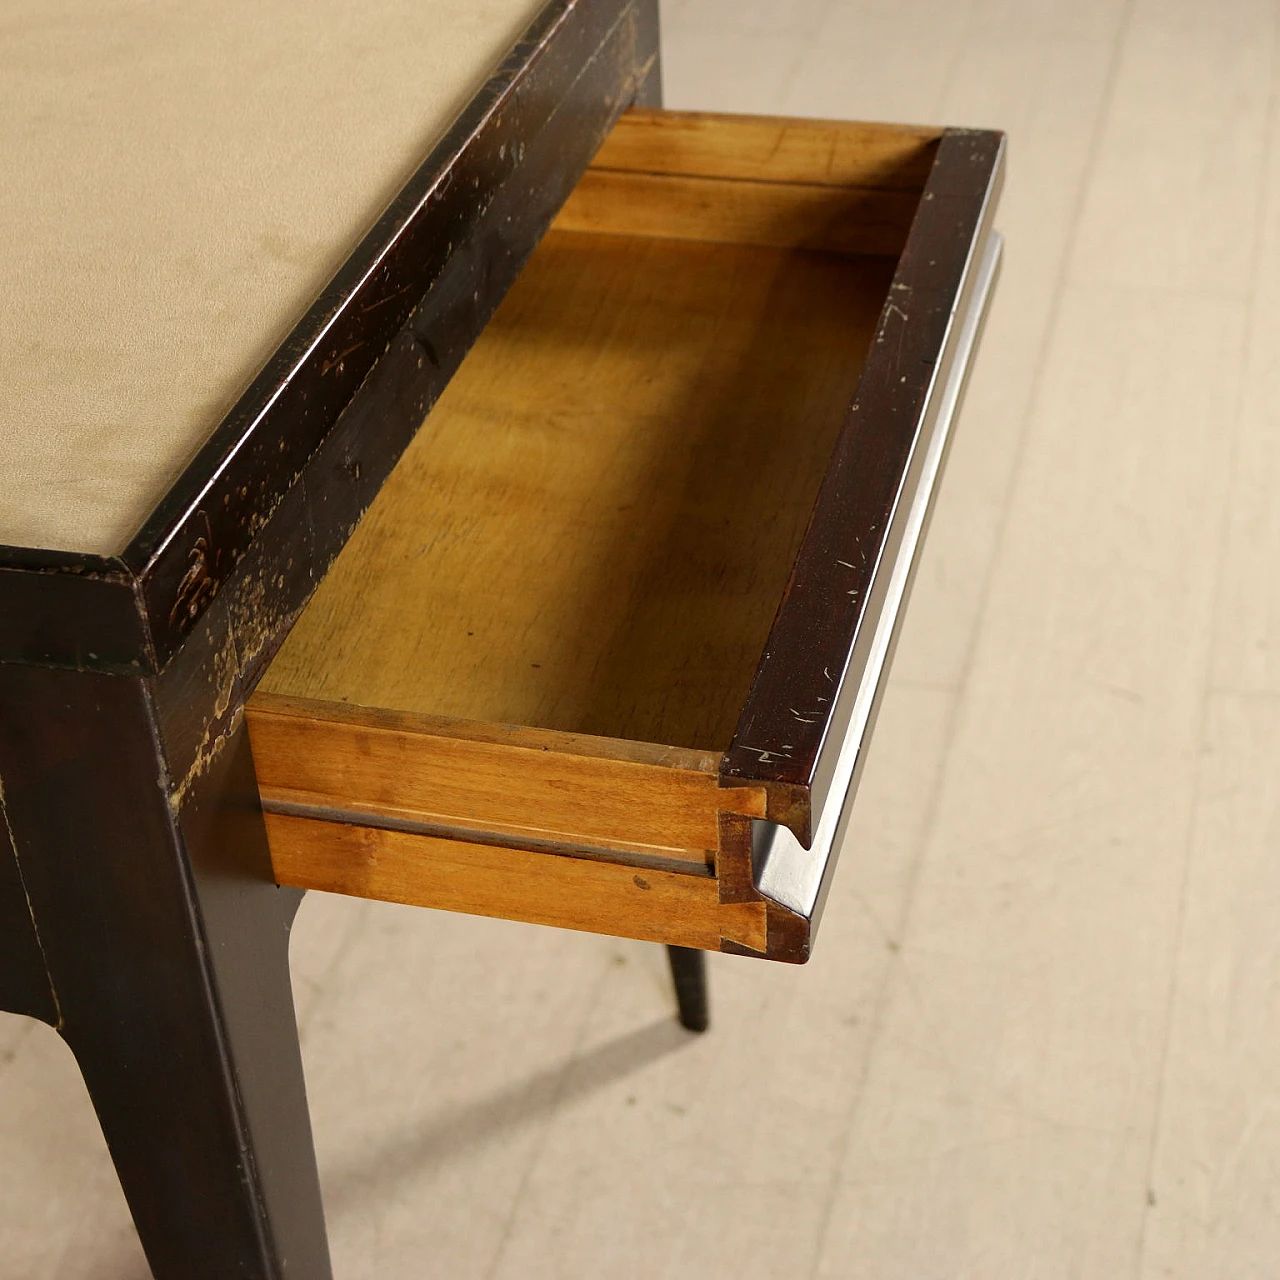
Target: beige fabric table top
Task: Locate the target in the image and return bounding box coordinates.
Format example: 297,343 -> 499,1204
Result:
0,0 -> 545,556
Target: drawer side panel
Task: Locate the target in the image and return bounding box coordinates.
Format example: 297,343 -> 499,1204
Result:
267,814 -> 768,953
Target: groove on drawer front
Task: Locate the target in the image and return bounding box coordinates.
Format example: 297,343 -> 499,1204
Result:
260,796 -> 716,879
248,694 -> 769,870
266,814 -> 769,953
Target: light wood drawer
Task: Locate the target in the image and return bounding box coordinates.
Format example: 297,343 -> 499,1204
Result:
247,109 -> 1004,962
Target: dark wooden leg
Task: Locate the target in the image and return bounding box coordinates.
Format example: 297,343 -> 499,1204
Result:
0,662 -> 331,1279
666,945 -> 709,1033
0,832 -> 58,1026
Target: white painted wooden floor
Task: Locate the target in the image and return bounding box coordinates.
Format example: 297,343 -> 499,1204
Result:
5,0 -> 1280,1274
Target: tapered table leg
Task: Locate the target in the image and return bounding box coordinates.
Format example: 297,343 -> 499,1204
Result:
666,945 -> 710,1033
0,663 -> 331,1279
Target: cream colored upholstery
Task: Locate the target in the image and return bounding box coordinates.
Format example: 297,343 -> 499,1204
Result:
0,0 -> 545,555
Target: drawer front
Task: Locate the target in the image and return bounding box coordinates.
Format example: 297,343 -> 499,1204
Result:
748,227 -> 1003,936
250,109 -> 1004,962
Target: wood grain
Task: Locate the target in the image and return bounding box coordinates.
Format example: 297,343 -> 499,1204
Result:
589,109 -> 940,189
260,229 -> 894,751
266,813 -> 769,953
553,108 -> 940,258
554,170 -> 920,255
248,693 -> 766,868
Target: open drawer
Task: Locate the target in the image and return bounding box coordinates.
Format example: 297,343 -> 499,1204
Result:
247,109 -> 1004,963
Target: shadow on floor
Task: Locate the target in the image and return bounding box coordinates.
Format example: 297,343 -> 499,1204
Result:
321,1017 -> 692,1213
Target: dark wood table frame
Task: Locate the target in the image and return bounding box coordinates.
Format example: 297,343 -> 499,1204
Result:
0,2 -> 659,1273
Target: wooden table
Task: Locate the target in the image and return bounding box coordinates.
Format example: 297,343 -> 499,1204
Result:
0,2 -> 1001,1274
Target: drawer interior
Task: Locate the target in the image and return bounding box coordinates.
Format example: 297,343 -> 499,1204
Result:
248,109 -> 950,958
259,116 -> 929,753
263,230 -> 895,751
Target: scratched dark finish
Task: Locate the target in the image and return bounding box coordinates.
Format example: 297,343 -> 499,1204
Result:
722,129 -> 1006,844
129,0 -> 651,671
0,0 -> 656,676
0,1 -> 665,1274
0,662 -> 328,1279
145,0 -> 658,746
631,0 -> 661,106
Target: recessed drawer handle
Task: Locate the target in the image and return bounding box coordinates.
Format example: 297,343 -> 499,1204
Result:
754,229 -> 1005,928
